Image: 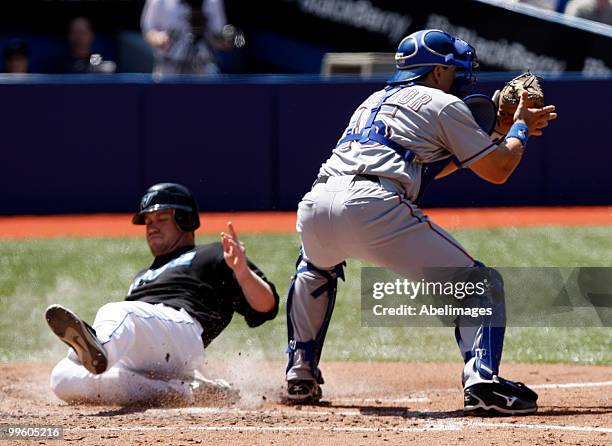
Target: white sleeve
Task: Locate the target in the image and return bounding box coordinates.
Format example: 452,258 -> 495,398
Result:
203,0 -> 227,34
438,100 -> 499,168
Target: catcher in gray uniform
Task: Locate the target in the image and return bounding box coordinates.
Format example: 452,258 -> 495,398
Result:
284,29 -> 557,415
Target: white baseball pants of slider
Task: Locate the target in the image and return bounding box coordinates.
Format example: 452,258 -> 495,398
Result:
50,300 -> 204,405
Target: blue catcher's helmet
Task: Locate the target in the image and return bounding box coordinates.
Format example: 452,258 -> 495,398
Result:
388,29 -> 478,96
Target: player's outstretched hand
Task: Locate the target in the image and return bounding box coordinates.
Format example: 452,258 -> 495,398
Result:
221,222 -> 248,276
514,91 -> 558,137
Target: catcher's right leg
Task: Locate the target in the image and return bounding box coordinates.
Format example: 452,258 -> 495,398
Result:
284,178 -> 351,403
285,251 -> 345,403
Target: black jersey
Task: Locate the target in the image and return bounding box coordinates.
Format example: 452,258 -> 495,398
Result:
125,243 -> 279,347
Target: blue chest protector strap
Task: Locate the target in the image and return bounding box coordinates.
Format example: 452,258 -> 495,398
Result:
337,83 -> 455,205
337,84 -> 416,162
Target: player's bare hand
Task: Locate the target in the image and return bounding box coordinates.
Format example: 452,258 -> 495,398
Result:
221,222 -> 248,276
514,91 -> 558,137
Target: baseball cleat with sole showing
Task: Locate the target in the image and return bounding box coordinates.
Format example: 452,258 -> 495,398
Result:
286,379 -> 322,404
45,304 -> 108,374
464,377 -> 538,416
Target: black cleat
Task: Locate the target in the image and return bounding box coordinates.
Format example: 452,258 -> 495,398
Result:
464,376 -> 538,416
45,304 -> 108,374
286,379 -> 322,404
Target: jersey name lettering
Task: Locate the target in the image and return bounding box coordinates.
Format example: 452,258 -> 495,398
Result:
397,89 -> 432,111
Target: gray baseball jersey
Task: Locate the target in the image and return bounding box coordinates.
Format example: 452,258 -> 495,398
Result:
319,84 -> 497,202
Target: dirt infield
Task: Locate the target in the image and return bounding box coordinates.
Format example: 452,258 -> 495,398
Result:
1,360 -> 610,445
0,206 -> 610,238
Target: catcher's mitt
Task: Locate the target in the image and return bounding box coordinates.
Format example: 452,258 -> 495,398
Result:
494,72 -> 544,135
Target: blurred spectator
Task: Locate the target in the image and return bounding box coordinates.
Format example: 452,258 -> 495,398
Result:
565,0 -> 612,25
3,40 -> 29,73
62,16 -> 116,73
141,0 -> 231,75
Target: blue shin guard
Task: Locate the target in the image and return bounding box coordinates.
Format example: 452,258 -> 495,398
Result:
454,264 -> 506,380
286,251 -> 345,383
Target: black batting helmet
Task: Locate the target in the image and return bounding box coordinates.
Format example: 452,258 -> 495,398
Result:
132,183 -> 200,232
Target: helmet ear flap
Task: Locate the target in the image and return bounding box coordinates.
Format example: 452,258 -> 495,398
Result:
174,208 -> 200,232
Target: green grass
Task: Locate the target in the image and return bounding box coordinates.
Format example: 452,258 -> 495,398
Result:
1,226 -> 611,365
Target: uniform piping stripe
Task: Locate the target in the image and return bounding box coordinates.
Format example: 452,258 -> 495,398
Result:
425,221 -> 475,263
398,196 -> 474,263
100,310 -> 196,345
458,141 -> 498,167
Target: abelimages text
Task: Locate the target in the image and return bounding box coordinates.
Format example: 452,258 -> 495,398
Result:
372,304 -> 492,318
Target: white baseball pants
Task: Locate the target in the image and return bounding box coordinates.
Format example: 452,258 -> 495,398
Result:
50,301 -> 204,405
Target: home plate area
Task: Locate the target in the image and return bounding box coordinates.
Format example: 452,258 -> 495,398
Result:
1,361 -> 610,445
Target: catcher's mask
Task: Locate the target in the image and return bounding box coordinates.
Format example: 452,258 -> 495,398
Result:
132,182 -> 200,232
388,29 -> 478,97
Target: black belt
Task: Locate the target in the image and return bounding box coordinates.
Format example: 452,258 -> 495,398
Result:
313,174 -> 380,187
